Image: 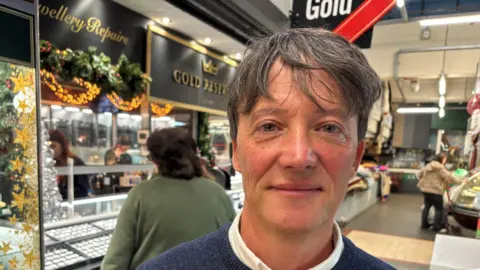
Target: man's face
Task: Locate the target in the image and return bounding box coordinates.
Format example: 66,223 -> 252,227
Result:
233,60 -> 365,233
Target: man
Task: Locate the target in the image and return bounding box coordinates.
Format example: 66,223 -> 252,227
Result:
139,28 -> 394,269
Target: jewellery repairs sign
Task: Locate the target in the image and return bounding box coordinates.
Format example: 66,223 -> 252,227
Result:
148,26 -> 236,113
39,0 -> 150,65
291,0 -> 395,49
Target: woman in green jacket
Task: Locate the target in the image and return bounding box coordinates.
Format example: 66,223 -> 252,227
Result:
102,128 -> 236,270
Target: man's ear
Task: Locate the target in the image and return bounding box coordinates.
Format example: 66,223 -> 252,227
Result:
232,140 -> 241,173
353,140 -> 366,171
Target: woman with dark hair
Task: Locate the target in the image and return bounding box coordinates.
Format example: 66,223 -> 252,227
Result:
102,127 -> 236,270
49,130 -> 90,199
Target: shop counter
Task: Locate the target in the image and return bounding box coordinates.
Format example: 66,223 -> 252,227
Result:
335,180 -> 379,226
430,234 -> 480,269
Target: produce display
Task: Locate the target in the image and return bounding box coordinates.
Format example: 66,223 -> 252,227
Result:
452,172 -> 480,230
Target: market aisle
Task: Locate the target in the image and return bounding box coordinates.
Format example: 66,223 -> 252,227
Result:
343,194 -> 435,269
345,193 -> 435,241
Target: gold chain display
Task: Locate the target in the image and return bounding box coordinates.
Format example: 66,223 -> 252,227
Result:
151,103 -> 174,117
40,70 -> 101,105
0,63 -> 40,269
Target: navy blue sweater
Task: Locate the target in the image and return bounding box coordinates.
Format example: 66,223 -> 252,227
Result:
138,223 -> 395,270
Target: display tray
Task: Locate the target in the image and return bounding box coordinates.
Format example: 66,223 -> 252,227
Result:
45,217 -> 118,270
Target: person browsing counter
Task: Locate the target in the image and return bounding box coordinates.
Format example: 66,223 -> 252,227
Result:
102,127 -> 236,270
139,28 -> 394,269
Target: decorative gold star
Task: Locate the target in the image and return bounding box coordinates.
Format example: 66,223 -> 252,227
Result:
1,241 -> 12,254
22,223 -> 33,233
23,251 -> 37,268
12,192 -> 26,211
14,128 -> 29,149
18,100 -> 28,111
8,215 -> 18,225
10,158 -> 23,172
10,73 -> 27,94
8,256 -> 17,269
13,184 -> 20,193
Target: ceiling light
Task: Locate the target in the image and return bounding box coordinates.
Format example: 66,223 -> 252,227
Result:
439,108 -> 445,118
191,40 -> 197,45
419,14 -> 480,26
235,52 -> 242,60
223,56 -> 229,60
396,107 -> 439,114
161,17 -> 171,24
65,107 -> 80,112
51,105 -> 62,110
117,113 -> 130,119
203,37 -> 212,45
396,0 -> 405,8
175,121 -> 186,127
439,73 -> 446,95
82,109 -> 93,114
439,96 -> 446,108
148,20 -> 155,26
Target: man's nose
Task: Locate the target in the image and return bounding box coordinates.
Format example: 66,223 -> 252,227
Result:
278,128 -> 318,170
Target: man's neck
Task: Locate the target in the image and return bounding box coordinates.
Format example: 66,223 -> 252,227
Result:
240,208 -> 335,270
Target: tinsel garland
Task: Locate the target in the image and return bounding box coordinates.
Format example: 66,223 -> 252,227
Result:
41,122 -> 66,223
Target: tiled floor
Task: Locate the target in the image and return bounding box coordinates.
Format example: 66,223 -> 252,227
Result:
342,193 -> 477,269
343,193 -> 435,269
347,230 -> 434,265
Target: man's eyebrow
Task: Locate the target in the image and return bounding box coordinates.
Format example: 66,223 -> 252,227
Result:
248,107 -> 288,120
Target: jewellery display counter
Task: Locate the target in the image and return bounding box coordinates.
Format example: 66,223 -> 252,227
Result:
451,172 -> 480,230
43,193 -> 127,270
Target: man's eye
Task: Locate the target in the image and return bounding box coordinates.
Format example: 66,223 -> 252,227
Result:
320,124 -> 341,134
259,123 -> 278,133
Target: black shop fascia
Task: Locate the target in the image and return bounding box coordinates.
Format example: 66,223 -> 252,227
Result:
147,25 -> 237,115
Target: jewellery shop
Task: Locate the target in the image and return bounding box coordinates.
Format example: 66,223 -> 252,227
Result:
0,0 -> 244,269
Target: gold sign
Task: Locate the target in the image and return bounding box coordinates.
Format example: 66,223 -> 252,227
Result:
173,70 -> 228,96
202,59 -> 218,75
38,4 -> 129,45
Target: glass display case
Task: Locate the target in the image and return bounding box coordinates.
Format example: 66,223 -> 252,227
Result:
43,194 -> 127,270
42,188 -> 245,270
209,116 -> 232,171
452,172 -> 480,230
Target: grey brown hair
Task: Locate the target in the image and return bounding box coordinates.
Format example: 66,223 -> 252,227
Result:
227,28 -> 382,141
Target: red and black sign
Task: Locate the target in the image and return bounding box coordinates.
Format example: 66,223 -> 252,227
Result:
291,0 -> 395,49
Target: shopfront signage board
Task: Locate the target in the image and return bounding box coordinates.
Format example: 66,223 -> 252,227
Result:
38,0 -> 149,66
147,26 -> 237,115
291,0 -> 396,48
0,6 -> 34,66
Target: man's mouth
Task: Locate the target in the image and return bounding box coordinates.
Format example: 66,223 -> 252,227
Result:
268,183 -> 323,195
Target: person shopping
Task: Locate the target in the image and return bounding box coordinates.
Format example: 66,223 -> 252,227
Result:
417,153 -> 463,233
101,127 -> 236,270
49,130 -> 90,199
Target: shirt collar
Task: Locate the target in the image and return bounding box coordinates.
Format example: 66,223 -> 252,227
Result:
228,211 -> 344,270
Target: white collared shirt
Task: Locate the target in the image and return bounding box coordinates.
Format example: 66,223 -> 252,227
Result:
228,211 -> 344,270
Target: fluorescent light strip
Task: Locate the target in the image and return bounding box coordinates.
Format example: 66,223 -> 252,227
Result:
397,107 -> 439,114
419,14 -> 480,26
51,105 -> 62,110
65,107 -> 80,112
396,0 -> 405,8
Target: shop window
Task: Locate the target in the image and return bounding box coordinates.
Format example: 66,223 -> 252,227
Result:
209,116 -> 232,171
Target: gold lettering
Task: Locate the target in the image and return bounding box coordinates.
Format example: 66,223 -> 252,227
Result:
70,18 -> 85,33
173,70 -> 182,83
203,79 -> 209,91
48,8 -> 57,18
86,17 -> 101,33
99,28 -> 106,36
212,82 -> 218,94
194,76 -> 201,88
102,27 -> 112,43
39,5 -> 49,16
64,14 -> 73,24
181,72 -> 189,85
